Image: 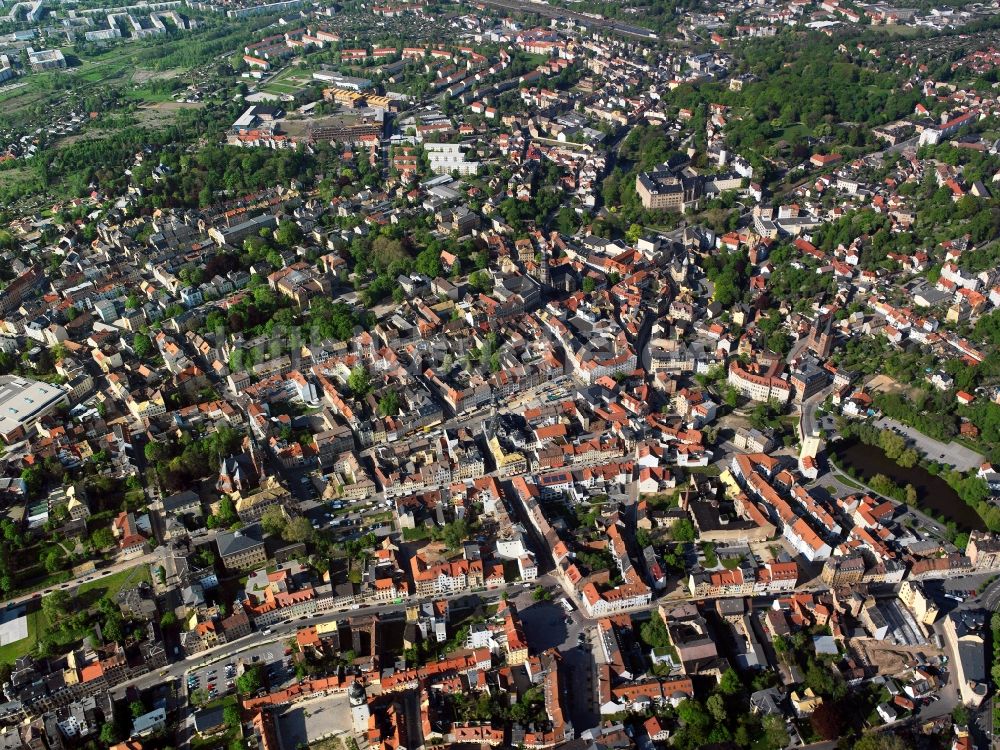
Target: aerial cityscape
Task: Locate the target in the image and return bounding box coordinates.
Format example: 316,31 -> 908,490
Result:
4,0 -> 1000,749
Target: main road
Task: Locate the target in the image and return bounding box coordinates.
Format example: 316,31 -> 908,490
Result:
467,0 -> 658,39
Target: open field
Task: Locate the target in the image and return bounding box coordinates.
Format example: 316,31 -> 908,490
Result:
259,65 -> 316,96
134,100 -> 205,127
76,563 -> 152,602
0,607 -> 46,665
279,693 -> 354,748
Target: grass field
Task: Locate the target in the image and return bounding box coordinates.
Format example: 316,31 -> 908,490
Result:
878,24 -> 925,36
0,607 -> 47,665
76,563 -> 152,603
0,166 -> 40,195
259,65 -> 316,96
260,83 -> 299,95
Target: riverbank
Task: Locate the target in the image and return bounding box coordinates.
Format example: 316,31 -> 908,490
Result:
831,438 -> 986,532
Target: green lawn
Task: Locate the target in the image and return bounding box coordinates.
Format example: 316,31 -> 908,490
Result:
0,607 -> 47,665
126,86 -> 177,103
76,564 -> 152,602
777,123 -> 810,143
402,527 -> 431,541
878,24 -> 924,36
260,83 -> 299,95
75,62 -> 129,83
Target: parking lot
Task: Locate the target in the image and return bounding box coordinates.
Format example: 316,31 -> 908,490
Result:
185,640 -> 295,703
278,692 -> 355,747
874,417 -> 984,472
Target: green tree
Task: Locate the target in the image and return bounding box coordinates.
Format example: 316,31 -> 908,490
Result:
100,724 -> 120,745
282,516 -> 314,543
275,221 -> 303,247
442,518 -> 470,550
90,526 -> 115,550
379,390 -> 401,417
531,586 -> 551,601
223,705 -> 241,729
706,693 -> 727,723
42,545 -> 66,574
636,528 -> 651,549
853,734 -> 908,750
415,247 -> 441,278
42,590 -> 70,623
718,668 -> 742,696
761,715 -> 789,750
878,429 -> 906,460
133,333 -> 152,359
217,496 -> 238,526
469,270 -> 492,293
348,365 -> 371,396
236,665 -> 262,694
102,613 -> 124,643
639,613 -> 671,649
671,518 -> 696,542
130,701 -> 147,718
260,505 -> 288,536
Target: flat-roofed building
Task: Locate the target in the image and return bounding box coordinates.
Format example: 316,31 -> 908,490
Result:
27,48 -> 66,71
0,375 -> 70,442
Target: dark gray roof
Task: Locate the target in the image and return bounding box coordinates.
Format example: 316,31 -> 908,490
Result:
162,490 -> 200,513
192,706 -> 226,733
958,641 -> 986,683
216,523 -> 264,558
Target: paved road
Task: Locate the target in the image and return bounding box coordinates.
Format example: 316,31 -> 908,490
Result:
873,135 -> 920,160
471,0 -> 657,39
7,550 -> 162,608
799,383 -> 836,445
823,461 -> 961,543
111,578 -> 546,699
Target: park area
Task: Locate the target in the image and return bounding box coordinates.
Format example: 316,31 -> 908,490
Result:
257,65 -> 317,97
0,605 -> 43,665
0,564 -> 151,664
